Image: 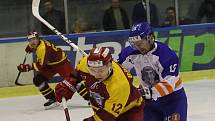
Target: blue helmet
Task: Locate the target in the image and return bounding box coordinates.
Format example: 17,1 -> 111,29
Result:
128,22 -> 153,42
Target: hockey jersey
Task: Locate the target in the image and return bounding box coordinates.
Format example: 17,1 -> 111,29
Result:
118,41 -> 183,100
33,39 -> 67,71
76,56 -> 142,121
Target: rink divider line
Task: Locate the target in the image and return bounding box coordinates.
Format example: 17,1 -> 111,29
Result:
0,83 -> 56,99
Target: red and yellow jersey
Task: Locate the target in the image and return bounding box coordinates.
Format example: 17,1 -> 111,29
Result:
32,39 -> 67,71
76,56 -> 142,121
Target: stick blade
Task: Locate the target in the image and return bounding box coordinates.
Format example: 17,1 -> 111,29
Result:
15,81 -> 27,86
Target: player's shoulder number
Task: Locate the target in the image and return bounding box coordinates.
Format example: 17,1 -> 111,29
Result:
170,64 -> 177,72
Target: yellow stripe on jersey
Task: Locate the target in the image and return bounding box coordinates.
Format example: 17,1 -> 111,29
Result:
47,52 -> 67,65
76,56 -> 89,73
102,61 -> 131,117
36,40 -> 46,66
33,63 -> 39,71
93,114 -> 103,121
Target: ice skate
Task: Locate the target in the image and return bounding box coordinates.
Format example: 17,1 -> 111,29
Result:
44,99 -> 59,110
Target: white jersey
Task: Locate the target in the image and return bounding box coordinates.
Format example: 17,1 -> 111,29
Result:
118,41 -> 183,100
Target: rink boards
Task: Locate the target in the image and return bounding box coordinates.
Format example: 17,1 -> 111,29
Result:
0,23 -> 214,87
0,69 -> 215,98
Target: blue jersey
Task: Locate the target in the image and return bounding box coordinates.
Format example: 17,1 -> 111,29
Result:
118,41 -> 183,100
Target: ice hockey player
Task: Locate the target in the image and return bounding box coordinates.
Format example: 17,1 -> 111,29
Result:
118,22 -> 187,121
55,47 -> 144,121
17,31 -> 73,109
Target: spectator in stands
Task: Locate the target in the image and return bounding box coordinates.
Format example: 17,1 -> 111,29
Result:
197,0 -> 215,23
132,0 -> 159,27
102,0 -> 130,31
71,18 -> 88,33
161,7 -> 177,27
41,1 -> 65,35
161,6 -> 192,27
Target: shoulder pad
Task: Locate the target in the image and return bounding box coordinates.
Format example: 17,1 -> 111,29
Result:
118,46 -> 140,64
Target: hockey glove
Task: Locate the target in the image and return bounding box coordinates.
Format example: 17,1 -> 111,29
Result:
25,45 -> 34,53
17,64 -> 33,72
55,78 -> 77,103
138,86 -> 152,100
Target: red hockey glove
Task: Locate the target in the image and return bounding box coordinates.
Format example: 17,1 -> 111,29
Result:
55,78 -> 77,103
17,64 -> 33,72
25,45 -> 34,53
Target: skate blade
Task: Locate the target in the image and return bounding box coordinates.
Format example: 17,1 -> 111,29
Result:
44,102 -> 60,110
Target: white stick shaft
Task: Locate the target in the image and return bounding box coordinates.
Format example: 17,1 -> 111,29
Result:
32,0 -> 87,56
62,97 -> 71,121
62,97 -> 68,109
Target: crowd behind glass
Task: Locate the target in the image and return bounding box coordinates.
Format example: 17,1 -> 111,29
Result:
0,0 -> 214,38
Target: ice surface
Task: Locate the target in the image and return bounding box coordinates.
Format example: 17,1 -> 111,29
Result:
184,80 -> 215,121
0,80 -> 215,121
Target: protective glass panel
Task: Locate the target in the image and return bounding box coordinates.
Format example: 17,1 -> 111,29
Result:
178,0 -> 215,25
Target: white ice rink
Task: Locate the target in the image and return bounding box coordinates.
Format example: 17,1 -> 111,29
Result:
0,80 -> 215,121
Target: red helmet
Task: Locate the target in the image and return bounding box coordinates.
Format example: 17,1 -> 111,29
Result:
27,31 -> 39,40
87,47 -> 112,67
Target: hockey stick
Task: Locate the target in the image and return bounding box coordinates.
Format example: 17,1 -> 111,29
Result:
32,0 -> 87,120
62,97 -> 71,121
32,0 -> 87,56
15,53 -> 28,86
